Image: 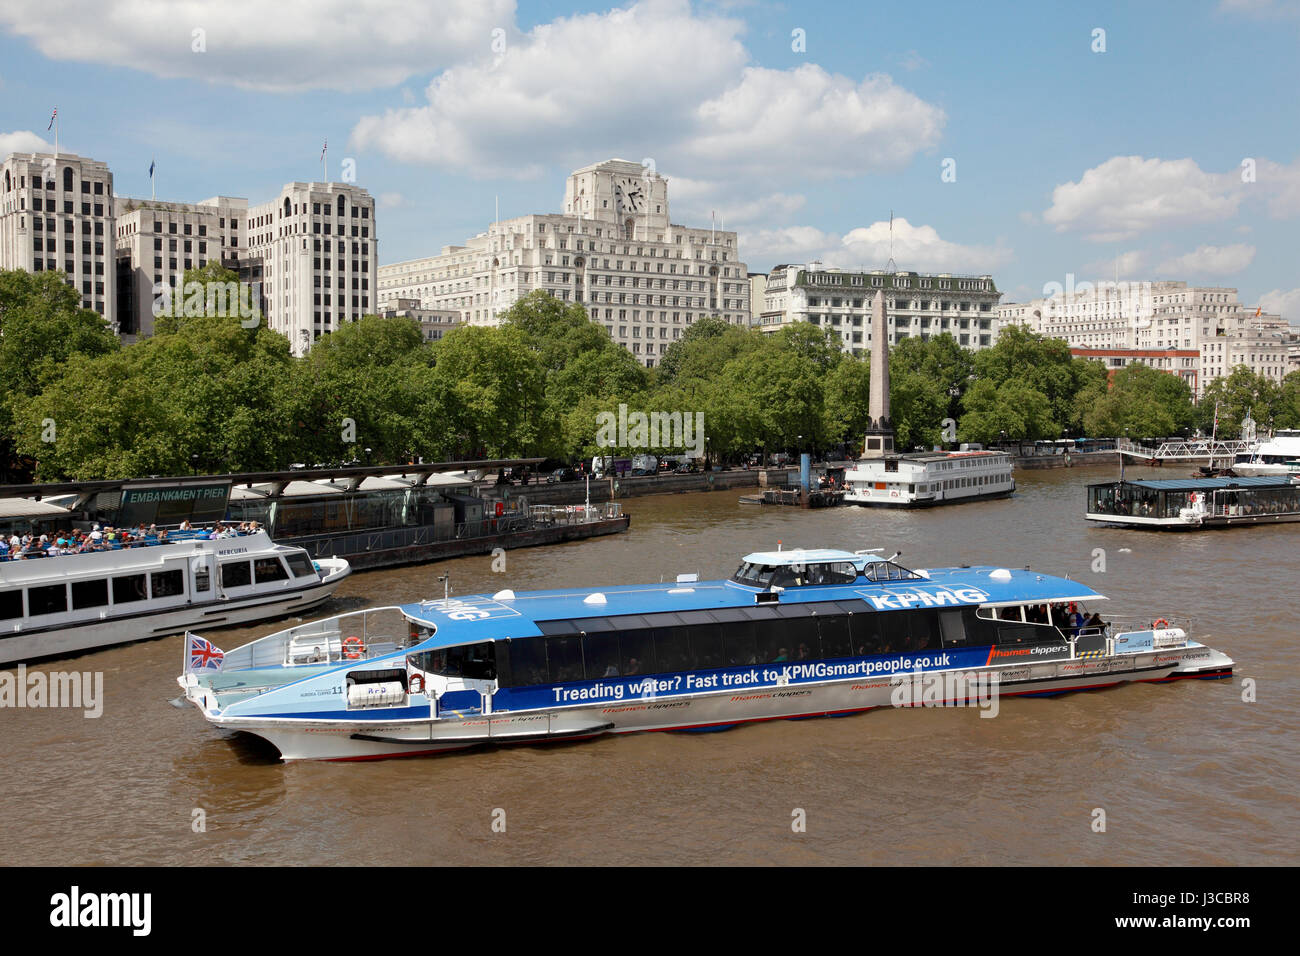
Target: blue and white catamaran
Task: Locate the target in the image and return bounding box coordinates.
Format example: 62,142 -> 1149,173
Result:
177,548 -> 1233,761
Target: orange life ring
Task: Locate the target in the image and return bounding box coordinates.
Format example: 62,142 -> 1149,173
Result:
1152,618 -> 1170,630
409,673 -> 424,695
342,635 -> 365,659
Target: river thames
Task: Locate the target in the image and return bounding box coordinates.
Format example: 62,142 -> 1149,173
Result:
3,464 -> 1296,866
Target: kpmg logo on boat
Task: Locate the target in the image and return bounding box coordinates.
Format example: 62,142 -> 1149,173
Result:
0,665 -> 103,718
595,403 -> 705,457
858,585 -> 988,609
890,665 -> 1001,718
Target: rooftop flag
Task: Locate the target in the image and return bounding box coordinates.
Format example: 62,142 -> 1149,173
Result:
48,107 -> 57,131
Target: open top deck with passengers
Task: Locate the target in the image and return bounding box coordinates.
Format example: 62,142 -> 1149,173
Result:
178,547 -> 1233,762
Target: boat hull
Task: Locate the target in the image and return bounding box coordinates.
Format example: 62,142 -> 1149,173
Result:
845,488 -> 1014,508
190,642 -> 1232,761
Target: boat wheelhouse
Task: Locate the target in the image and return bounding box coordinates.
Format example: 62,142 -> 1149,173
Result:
178,547 -> 1232,761
1086,476 -> 1300,528
1,531 -> 349,664
843,450 -> 1015,507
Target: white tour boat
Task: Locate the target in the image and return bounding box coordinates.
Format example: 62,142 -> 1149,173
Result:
1232,429 -> 1300,477
177,548 -> 1232,762
1,531 -> 349,664
844,449 -> 1015,507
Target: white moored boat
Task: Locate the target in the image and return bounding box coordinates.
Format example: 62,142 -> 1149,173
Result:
1,531 -> 349,664
844,450 -> 1015,506
177,548 -> 1232,762
1232,429 -> 1300,477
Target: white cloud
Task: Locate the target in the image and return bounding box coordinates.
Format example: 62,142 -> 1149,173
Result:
739,217 -> 1013,273
1155,243 -> 1256,276
0,130 -> 54,156
350,0 -> 943,181
1259,287 -> 1300,322
378,192 -> 406,209
1082,249 -> 1150,278
667,176 -> 805,225
1256,158 -> 1300,217
900,50 -> 929,71
1043,156 -> 1242,241
0,0 -> 516,93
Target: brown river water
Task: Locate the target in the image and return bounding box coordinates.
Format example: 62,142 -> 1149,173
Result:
2,464 -> 1297,866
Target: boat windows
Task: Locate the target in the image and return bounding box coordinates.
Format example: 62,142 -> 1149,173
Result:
861,561 -> 923,583
818,613 -> 853,658
500,605 -> 967,688
151,569 -> 185,599
722,619 -> 759,665
547,634 -> 584,682
253,558 -> 289,584
619,629 -> 657,676
688,621 -> 725,668
0,590 -> 23,620
410,642 -> 496,681
28,584 -> 67,616
285,553 -> 317,578
194,569 -> 211,593
221,561 -> 252,588
583,632 -> 622,678
71,579 -> 109,610
112,574 -> 147,604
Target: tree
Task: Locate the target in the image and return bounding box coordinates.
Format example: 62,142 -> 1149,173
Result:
1198,366 -> 1282,436
972,325 -> 1099,433
959,379 -> 1056,444
1,270 -> 121,474
430,325 -> 552,458
1080,364 -> 1196,438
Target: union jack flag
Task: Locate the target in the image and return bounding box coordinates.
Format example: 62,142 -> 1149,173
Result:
188,635 -> 225,671
48,108 -> 57,131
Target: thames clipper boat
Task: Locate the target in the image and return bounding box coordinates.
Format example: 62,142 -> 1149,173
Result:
842,290 -> 1014,507
176,547 -> 1232,762
1,529 -> 350,664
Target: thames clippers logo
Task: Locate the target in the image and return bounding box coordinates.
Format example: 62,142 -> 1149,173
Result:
858,585 -> 988,610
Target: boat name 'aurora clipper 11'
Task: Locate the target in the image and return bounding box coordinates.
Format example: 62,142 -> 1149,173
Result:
177,548 -> 1233,761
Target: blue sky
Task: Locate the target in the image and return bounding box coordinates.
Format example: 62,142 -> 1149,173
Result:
2,0 -> 1298,315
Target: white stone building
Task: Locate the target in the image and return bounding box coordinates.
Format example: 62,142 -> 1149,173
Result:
997,280 -> 1291,397
0,152 -> 116,324
376,296 -> 461,343
113,195 -> 248,340
757,264 -> 1002,354
245,183 -> 377,354
377,159 -> 749,368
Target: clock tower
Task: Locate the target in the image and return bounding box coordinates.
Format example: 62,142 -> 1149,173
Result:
564,159 -> 670,237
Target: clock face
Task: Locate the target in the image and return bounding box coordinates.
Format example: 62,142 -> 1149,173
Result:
615,177 -> 645,213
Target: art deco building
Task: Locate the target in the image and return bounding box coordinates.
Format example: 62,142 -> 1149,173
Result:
378,159 -> 750,368
0,152 -> 116,324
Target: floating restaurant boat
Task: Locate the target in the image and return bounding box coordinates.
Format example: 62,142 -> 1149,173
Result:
1086,475 -> 1300,528
176,548 -> 1232,762
1,531 -> 349,664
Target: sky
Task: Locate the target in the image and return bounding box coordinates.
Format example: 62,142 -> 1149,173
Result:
2,0 -> 1298,317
